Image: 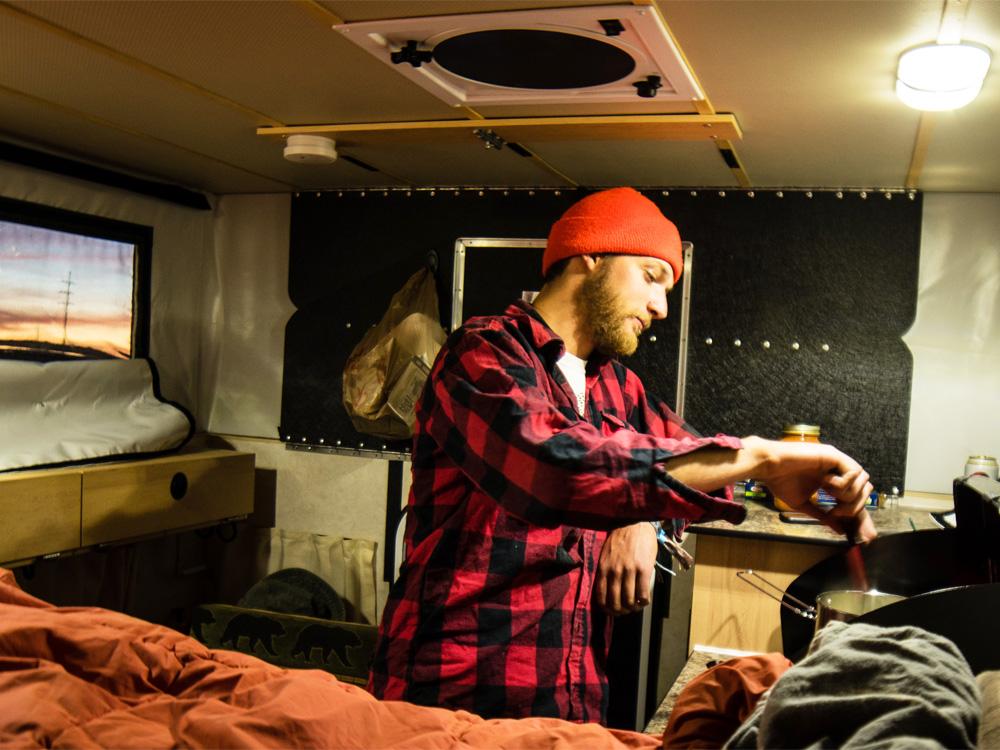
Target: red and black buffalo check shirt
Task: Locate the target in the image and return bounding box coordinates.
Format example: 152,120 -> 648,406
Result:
367,301 -> 746,723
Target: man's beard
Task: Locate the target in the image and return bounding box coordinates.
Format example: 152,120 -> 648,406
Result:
577,261 -> 640,358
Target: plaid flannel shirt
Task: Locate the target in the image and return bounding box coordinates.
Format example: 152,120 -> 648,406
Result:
368,301 -> 746,722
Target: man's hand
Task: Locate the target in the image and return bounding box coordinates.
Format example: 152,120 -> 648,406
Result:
594,522 -> 657,616
752,437 -> 877,542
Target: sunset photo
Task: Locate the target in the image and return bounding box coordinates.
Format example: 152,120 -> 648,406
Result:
0,220 -> 135,360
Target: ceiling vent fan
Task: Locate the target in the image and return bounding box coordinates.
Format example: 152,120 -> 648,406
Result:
334,4 -> 704,107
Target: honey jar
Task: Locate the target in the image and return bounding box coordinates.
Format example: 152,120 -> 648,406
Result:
772,423 -> 821,511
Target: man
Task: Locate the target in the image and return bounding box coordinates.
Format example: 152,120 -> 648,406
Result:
367,187 -> 875,724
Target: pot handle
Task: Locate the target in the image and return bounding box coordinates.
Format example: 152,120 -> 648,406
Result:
736,569 -> 816,619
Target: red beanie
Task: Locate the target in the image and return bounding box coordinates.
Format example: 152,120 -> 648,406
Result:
543,187 -> 683,281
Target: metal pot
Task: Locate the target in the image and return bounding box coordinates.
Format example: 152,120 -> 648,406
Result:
738,569 -> 906,633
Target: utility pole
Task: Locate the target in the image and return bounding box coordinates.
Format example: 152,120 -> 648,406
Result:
60,270 -> 73,346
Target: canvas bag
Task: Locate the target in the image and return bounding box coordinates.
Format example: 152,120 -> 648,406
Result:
342,267 -> 446,440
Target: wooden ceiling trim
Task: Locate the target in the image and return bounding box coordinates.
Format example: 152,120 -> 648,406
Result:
292,0 -> 345,28
905,113 -> 936,190
0,1 -> 286,128
0,81 -> 297,188
257,114 -> 742,145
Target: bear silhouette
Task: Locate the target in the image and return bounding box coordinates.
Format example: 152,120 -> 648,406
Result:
219,613 -> 285,656
189,607 -> 216,642
291,623 -> 362,665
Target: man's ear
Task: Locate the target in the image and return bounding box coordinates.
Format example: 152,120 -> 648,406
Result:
580,254 -> 601,271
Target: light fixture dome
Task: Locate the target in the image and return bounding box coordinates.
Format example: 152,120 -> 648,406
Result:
283,135 -> 338,164
896,43 -> 992,111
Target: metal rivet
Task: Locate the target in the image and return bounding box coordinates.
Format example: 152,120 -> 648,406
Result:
430,190 -> 436,196
908,192 -> 916,200
503,190 -> 509,196
860,191 -> 868,199
733,338 -> 741,347
315,192 -> 321,197
360,191 -> 366,197
763,340 -> 770,349
747,191 -> 755,198
718,191 -> 726,197
285,435 -> 291,441
478,190 -> 484,197
301,437 -> 307,442
359,442 -> 365,448
690,190 -> 698,197
661,190 -> 669,197
338,191 -> 343,197
294,192 -> 300,198
406,191 -> 412,197
705,337 -> 713,345
454,190 -> 460,196
319,438 -> 325,444
381,444 -> 387,450
554,190 -> 561,196
776,191 -> 784,198
346,322 -> 352,328
336,440 -> 342,446
649,335 -> 657,342
792,342 -> 800,350
822,343 -> 830,352
383,191 -> 388,197
836,191 -> 843,199
885,191 -> 892,200
806,191 -> 813,198
529,190 -> 535,196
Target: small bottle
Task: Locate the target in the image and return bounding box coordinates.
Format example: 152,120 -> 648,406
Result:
773,424 -> 821,511
965,456 -> 999,481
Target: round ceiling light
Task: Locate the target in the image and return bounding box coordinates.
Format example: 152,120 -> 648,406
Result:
284,135 -> 338,164
896,43 -> 992,111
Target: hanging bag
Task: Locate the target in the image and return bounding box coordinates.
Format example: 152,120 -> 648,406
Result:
342,267 -> 446,440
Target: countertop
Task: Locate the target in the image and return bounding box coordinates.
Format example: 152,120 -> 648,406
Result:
690,496 -> 946,546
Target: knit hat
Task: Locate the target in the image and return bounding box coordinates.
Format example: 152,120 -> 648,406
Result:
543,187 -> 683,280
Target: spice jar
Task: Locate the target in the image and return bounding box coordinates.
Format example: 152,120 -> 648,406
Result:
772,424 -> 822,511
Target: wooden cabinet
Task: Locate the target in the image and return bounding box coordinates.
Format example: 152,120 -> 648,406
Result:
0,468 -> 81,563
0,450 -> 254,566
688,533 -> 836,653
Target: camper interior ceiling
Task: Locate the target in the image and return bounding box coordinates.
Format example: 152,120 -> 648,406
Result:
1,0 -> 1000,746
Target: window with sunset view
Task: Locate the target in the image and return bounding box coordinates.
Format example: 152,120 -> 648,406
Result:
0,197 -> 151,362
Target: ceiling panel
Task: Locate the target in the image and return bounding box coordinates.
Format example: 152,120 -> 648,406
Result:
4,0 -> 458,125
340,142 -> 567,187
0,91 -> 288,194
526,139 -> 734,187
1,0 -> 997,195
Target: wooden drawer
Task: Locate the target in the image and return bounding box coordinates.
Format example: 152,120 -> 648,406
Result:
0,467 -> 81,563
81,450 -> 254,546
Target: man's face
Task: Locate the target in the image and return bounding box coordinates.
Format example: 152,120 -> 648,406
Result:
578,255 -> 674,357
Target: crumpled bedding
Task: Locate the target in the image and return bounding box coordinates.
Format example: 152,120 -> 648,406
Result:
0,568 -> 659,749
725,621 -> 980,749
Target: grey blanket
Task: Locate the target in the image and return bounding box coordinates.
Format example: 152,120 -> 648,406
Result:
725,621 -> 980,749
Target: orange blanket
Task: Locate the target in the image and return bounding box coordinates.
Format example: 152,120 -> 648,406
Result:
0,568 -> 661,749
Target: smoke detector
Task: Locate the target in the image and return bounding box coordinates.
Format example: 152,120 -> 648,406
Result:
334,4 -> 703,107
284,135 -> 338,164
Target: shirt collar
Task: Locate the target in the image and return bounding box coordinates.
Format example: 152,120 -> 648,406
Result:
505,299 -> 612,371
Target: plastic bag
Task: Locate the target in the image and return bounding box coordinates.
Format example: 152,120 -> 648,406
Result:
342,267 -> 446,440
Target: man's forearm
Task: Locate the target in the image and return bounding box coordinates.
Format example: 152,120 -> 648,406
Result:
663,435 -> 774,492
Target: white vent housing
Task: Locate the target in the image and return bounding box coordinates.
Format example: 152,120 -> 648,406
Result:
334,4 -> 704,107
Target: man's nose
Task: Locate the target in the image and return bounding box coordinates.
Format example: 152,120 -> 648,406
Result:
649,292 -> 668,320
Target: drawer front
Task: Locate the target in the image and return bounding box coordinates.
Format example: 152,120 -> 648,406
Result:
0,470 -> 81,563
81,451 -> 254,546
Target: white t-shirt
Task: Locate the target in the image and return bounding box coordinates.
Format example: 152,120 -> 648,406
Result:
556,350 -> 588,416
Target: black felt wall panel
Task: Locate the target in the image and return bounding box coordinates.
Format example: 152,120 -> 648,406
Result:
282,188 -> 921,492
